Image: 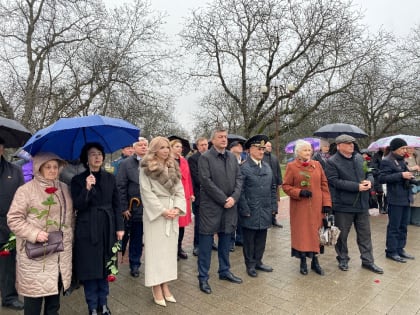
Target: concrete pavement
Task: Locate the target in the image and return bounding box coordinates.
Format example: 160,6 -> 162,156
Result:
2,197 -> 420,314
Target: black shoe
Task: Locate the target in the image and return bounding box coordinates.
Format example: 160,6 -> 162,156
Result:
178,249 -> 188,259
386,254 -> 406,263
2,300 -> 24,310
362,263 -> 384,274
219,272 -> 243,284
229,244 -> 235,252
338,261 -> 349,271
399,250 -> 415,260
212,242 -> 218,251
130,268 -> 140,277
272,220 -> 283,228
199,280 -> 212,294
247,268 -> 257,277
193,247 -> 199,256
89,309 -> 98,315
311,257 -> 324,276
255,264 -> 273,272
300,259 -> 308,275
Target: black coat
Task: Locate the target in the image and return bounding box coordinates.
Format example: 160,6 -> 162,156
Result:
263,152 -> 282,186
71,169 -> 124,281
0,156 -> 24,244
198,147 -> 243,234
326,152 -> 373,213
188,151 -> 201,207
379,153 -> 411,206
116,155 -> 143,221
238,159 -> 277,230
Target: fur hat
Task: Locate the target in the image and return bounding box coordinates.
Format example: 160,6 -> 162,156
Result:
389,138 -> 407,151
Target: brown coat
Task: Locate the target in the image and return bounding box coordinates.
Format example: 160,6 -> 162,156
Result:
283,159 -> 331,252
7,153 -> 74,297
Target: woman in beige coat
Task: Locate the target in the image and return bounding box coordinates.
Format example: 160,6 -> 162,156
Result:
7,152 -> 73,315
140,137 -> 185,307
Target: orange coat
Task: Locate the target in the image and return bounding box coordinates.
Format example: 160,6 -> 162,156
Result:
178,156 -> 194,227
283,159 -> 332,253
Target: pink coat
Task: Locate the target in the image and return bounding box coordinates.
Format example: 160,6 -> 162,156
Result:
178,157 -> 193,227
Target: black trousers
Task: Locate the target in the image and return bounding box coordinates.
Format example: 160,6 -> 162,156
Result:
241,227 -> 268,269
0,247 -> 19,304
24,294 -> 60,315
192,203 -> 200,248
334,211 -> 374,265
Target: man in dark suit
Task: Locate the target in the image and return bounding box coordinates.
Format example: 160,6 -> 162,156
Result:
187,137 -> 208,256
116,138 -> 148,277
197,128 -> 243,294
263,141 -> 283,228
0,137 -> 24,310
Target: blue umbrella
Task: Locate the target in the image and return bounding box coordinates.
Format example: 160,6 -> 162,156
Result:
23,115 -> 140,160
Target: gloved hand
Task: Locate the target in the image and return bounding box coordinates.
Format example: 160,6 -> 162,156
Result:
322,206 -> 332,214
299,190 -> 312,198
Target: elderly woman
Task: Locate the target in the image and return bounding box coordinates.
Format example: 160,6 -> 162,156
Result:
140,137 -> 185,307
170,138 -> 194,260
282,140 -> 332,275
7,152 -> 73,315
71,143 -> 124,315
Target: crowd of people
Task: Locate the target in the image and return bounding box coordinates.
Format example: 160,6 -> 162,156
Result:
0,128 -> 418,314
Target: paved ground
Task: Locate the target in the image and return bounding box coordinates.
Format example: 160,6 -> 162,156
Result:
2,197 -> 420,314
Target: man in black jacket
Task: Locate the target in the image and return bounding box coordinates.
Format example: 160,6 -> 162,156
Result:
116,138 -> 148,277
187,137 -> 208,256
0,137 -> 24,310
326,134 -> 383,274
263,142 -> 283,228
379,138 -> 415,263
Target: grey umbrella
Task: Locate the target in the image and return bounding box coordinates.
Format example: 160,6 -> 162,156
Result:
0,116 -> 32,148
313,123 -> 368,139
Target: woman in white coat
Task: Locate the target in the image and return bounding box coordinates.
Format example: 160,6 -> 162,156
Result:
139,136 -> 185,307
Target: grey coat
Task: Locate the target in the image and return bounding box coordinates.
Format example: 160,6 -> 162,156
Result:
198,147 -> 243,234
238,159 -> 277,230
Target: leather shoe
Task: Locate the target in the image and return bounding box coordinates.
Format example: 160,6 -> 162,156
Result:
229,244 -> 235,252
272,220 -> 283,228
386,254 -> 406,263
255,264 -> 273,272
219,272 -> 242,284
247,268 -> 257,277
193,247 -> 199,256
399,250 -> 415,260
130,269 -> 140,277
178,249 -> 188,259
199,280 -> 212,294
338,261 -> 349,271
212,242 -> 218,251
2,300 -> 24,310
362,263 -> 384,274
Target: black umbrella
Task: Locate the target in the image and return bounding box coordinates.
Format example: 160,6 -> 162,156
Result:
313,123 -> 368,139
168,135 -> 191,156
0,116 -> 32,148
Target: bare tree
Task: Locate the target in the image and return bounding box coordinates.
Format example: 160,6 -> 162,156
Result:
181,0 -> 386,142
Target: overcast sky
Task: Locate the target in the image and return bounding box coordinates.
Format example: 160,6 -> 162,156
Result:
104,0 -> 420,134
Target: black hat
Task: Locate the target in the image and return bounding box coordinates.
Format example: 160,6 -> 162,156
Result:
228,141 -> 243,150
389,138 -> 407,151
244,134 -> 269,150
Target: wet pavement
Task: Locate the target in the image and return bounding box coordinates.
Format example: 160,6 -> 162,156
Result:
2,197 -> 420,314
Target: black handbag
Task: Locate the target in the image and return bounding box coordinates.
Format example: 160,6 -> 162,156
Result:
25,184 -> 67,260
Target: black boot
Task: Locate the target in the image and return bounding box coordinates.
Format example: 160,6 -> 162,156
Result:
300,257 -> 308,275
311,256 -> 325,275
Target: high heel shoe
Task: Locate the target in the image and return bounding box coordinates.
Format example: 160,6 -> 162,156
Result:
164,295 -> 176,303
152,288 -> 166,307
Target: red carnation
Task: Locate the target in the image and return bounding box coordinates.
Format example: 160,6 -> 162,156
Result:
107,275 -> 116,282
45,187 -> 58,194
404,153 -> 410,158
0,250 -> 11,257
302,162 -> 309,167
364,156 -> 371,161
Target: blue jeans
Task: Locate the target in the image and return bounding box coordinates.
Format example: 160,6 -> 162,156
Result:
198,233 -> 231,281
386,205 -> 410,256
83,278 -> 109,311
128,220 -> 143,271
